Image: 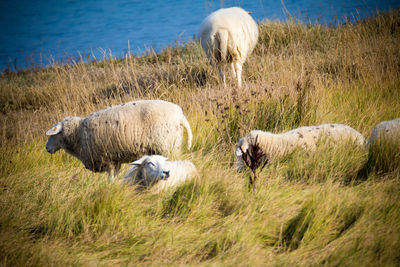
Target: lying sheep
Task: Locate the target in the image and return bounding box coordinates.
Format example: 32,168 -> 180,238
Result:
123,155 -> 197,193
46,100 -> 193,179
367,118 -> 400,147
199,7 -> 259,88
235,124 -> 366,171
366,118 -> 400,172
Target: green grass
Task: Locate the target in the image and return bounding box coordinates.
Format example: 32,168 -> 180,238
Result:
1,9 -> 400,266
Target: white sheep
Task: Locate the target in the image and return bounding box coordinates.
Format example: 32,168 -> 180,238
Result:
235,124 -> 366,171
199,7 -> 259,88
367,118 -> 400,147
123,155 -> 197,193
45,100 -> 193,179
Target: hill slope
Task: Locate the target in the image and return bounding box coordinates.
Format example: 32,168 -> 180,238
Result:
0,9 -> 399,266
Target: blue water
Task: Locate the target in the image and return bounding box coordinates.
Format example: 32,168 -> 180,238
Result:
0,0 -> 399,71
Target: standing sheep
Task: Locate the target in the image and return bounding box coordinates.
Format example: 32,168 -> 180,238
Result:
45,100 -> 193,179
199,7 -> 259,88
123,155 -> 197,193
236,124 -> 366,171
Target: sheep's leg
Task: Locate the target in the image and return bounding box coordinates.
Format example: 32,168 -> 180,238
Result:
218,67 -> 226,88
107,171 -> 115,181
231,63 -> 236,78
234,62 -> 242,88
114,163 -> 121,179
108,163 -> 121,181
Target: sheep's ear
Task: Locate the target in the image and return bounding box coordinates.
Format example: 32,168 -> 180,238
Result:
46,122 -> 63,136
236,145 -> 248,156
128,157 -> 147,166
128,161 -> 142,166
235,138 -> 248,156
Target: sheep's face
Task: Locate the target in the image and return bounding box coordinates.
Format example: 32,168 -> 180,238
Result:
235,138 -> 249,171
130,155 -> 170,184
45,122 -> 64,153
143,158 -> 170,180
235,138 -> 249,156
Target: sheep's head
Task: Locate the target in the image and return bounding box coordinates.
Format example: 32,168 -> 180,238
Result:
235,137 -> 249,171
235,135 -> 269,172
46,121 -> 64,153
128,155 -> 170,186
45,117 -> 80,153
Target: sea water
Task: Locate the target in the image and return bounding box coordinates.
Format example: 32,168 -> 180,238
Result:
0,0 -> 398,71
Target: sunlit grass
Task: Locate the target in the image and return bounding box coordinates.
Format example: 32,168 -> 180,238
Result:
1,9 -> 400,266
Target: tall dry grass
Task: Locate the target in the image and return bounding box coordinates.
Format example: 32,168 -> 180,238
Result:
0,9 -> 400,266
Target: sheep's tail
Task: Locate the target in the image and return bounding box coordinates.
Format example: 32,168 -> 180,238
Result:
180,116 -> 193,149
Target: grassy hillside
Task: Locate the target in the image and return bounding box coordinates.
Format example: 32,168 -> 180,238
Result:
1,9 -> 400,266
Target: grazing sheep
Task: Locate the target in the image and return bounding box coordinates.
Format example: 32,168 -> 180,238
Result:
236,124 -> 366,171
46,100 -> 193,179
367,118 -> 400,147
199,7 -> 259,88
123,155 -> 197,193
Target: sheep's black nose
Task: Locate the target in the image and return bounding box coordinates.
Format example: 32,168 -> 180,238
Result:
46,146 -> 56,154
163,170 -> 170,179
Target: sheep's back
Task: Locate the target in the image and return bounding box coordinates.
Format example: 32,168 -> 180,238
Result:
152,161 -> 196,193
81,100 -> 184,163
166,161 -> 197,183
286,124 -> 365,148
369,118 -> 400,144
199,7 -> 258,63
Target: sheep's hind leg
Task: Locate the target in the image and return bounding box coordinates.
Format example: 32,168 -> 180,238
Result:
231,63 -> 237,78
234,62 -> 242,88
218,67 -> 226,88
